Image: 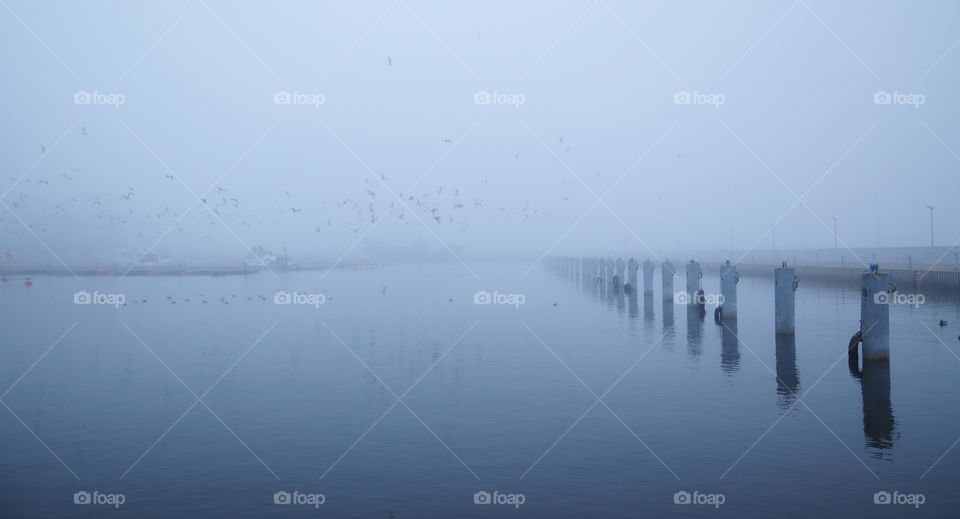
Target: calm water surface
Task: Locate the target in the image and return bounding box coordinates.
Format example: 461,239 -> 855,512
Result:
1,261 -> 959,517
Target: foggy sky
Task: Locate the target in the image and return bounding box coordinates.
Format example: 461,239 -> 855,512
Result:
2,0 -> 958,266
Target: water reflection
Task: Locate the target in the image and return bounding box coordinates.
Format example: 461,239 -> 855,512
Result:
662,299 -> 674,329
775,334 -> 800,409
720,320 -> 740,375
643,294 -> 654,329
628,292 -> 639,320
616,285 -> 626,315
850,359 -> 897,457
686,305 -> 704,360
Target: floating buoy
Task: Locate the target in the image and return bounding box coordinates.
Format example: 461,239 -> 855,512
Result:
24,279 -> 32,286
1,276 -> 7,282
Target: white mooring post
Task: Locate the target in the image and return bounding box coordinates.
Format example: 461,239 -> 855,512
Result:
662,260 -> 675,301
685,260 -> 701,305
642,260 -> 655,295
720,260 -> 739,318
775,262 -> 797,334
860,266 -> 890,361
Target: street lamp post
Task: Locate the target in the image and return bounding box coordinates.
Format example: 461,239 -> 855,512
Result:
831,216 -> 837,249
927,206 -> 934,247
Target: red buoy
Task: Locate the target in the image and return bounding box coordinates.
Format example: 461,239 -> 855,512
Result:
24,279 -> 32,286
1,276 -> 7,282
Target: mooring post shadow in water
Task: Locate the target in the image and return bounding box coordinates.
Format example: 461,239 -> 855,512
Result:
685,259 -> 703,306
775,262 -> 798,334
642,259 -> 655,296
643,293 -> 654,325
662,293 -> 675,329
686,304 -> 705,359
721,318 -> 740,375
662,259 -> 675,301
616,274 -> 626,314
775,333 -> 800,409
860,360 -> 896,453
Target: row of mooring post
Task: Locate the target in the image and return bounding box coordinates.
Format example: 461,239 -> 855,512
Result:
560,256 -> 892,363
556,255 -> 894,451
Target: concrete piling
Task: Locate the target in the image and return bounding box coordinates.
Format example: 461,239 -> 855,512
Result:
860,266 -> 890,361
662,260 -> 675,301
614,257 -> 624,289
627,258 -> 638,293
720,260 -> 739,319
775,262 -> 798,334
642,259 -> 655,295
685,259 -> 702,305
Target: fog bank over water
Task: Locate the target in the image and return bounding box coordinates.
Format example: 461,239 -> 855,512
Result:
2,1 -> 958,268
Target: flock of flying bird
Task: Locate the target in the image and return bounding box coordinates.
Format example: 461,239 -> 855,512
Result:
5,99 -> 584,262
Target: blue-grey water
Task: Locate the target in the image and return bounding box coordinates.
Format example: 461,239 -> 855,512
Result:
2,261 -> 959,517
